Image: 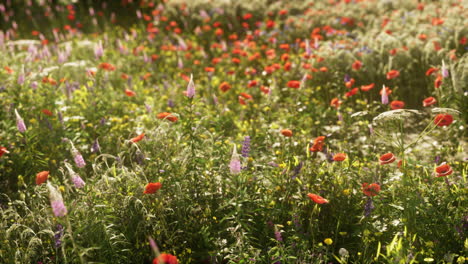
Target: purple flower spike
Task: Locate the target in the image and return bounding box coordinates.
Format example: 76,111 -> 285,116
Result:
15,109 -> 27,133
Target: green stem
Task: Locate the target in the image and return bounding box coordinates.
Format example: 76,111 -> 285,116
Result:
65,216 -> 86,264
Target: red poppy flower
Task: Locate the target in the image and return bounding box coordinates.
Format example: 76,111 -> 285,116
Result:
310,136 -> 325,152
330,98 -> 341,109
434,75 -> 442,89
390,100 -> 405,110
435,163 -> 453,177
345,88 -> 359,97
362,183 -> 380,197
425,67 -> 438,76
153,253 -> 178,264
434,114 -> 453,127
247,80 -> 258,88
41,109 -> 53,116
281,129 -> 293,137
307,193 -> 329,204
345,78 -> 355,89
125,89 -> 136,97
130,133 -> 145,143
360,83 -> 375,92
386,69 -> 400,80
260,86 -> 270,94
157,112 -> 178,122
333,153 -> 347,162
98,62 -> 116,71
36,171 -> 49,185
144,182 -> 162,194
352,60 -> 362,70
219,82 -> 231,92
379,153 -> 396,165
422,97 -> 437,107
0,147 -> 9,158
379,86 -> 392,96
287,80 -> 301,89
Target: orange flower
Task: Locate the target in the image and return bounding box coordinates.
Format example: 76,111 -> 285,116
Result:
386,69 -> 400,80
330,98 -> 341,109
0,147 -> 9,158
333,153 -> 347,162
352,60 -> 362,70
125,89 -> 136,97
434,114 -> 453,127
345,88 -> 358,97
360,83 -> 375,92
422,97 -> 437,107
153,253 -> 178,264
379,86 -> 392,96
379,153 -> 396,165
281,129 -> 293,137
98,62 -> 116,71
287,80 -> 301,89
307,193 -> 329,204
310,136 -> 325,152
425,67 -> 438,76
362,183 -> 380,197
434,75 -> 442,88
130,133 -> 145,143
4,66 -> 14,74
41,109 -> 53,116
36,171 -> 49,185
260,86 -> 270,94
435,163 -> 453,177
144,182 -> 162,194
345,78 -> 355,89
157,112 -> 178,122
219,82 -> 231,92
390,100 -> 405,110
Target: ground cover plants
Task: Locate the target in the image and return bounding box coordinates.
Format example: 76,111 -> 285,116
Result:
0,0 -> 467,263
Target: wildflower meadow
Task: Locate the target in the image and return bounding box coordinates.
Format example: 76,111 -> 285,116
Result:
0,0 -> 467,263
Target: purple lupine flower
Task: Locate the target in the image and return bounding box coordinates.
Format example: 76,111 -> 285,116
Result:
291,161 -> 303,179
71,175 -> 85,188
381,85 -> 389,105
65,162 -> 85,188
47,183 -> 67,217
274,230 -> 283,242
17,73 -> 25,85
364,197 -> 374,217
305,39 -> 311,55
51,200 -> 67,217
91,138 -> 100,153
30,81 -> 38,90
344,74 -> 351,83
145,103 -> 152,113
186,74 -> 195,98
268,161 -> 279,167
69,141 -> 86,168
241,136 -> 251,158
177,58 -> 184,69
167,99 -> 175,108
368,124 -> 374,135
229,145 -> 241,175
148,237 -> 159,253
94,41 -> 103,59
441,60 -> 449,78
14,109 -> 27,133
54,224 -> 64,248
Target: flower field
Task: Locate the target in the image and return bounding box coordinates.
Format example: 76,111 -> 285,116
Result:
0,0 -> 467,263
